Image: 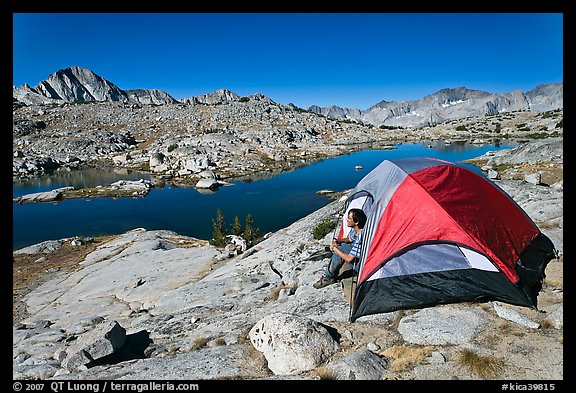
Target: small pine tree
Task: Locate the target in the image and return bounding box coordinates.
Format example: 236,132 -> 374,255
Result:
210,208 -> 227,247
243,213 -> 254,244
209,210 -> 263,248
250,224 -> 261,245
230,216 -> 243,236
242,213 -> 262,246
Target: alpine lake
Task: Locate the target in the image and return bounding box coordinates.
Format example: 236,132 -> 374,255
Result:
13,139 -> 518,251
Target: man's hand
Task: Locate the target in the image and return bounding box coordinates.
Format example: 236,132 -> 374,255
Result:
330,239 -> 339,252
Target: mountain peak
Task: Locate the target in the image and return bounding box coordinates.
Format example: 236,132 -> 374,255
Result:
51,66 -> 101,83
27,66 -> 127,103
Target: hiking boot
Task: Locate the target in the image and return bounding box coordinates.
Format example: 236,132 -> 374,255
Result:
313,276 -> 336,289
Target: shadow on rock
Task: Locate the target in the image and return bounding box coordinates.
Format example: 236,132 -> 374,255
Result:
87,330 -> 152,368
317,322 -> 341,343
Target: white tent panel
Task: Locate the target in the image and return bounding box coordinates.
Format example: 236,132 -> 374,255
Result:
366,243 -> 498,281
459,246 -> 499,272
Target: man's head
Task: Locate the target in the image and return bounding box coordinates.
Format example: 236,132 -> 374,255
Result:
347,208 -> 367,229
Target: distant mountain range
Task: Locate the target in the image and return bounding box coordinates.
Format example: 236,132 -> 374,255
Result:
13,66 -> 563,128
309,84 -> 563,128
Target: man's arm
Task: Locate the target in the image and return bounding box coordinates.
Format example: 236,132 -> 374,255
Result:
330,239 -> 356,263
335,237 -> 351,244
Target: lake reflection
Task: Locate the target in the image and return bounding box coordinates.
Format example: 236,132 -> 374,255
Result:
13,139 -> 517,250
12,167 -> 152,199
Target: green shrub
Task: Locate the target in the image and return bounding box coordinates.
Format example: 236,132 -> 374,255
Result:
526,132 -> 549,139
312,220 -> 336,240
167,143 -> 178,152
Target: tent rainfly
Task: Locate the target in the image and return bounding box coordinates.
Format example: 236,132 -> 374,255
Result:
339,157 -> 557,322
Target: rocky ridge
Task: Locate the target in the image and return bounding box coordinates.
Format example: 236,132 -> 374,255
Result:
12,92 -> 386,185
13,139 -> 563,381
14,67 -> 562,130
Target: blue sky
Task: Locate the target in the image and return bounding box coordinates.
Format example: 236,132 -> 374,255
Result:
12,13 -> 563,109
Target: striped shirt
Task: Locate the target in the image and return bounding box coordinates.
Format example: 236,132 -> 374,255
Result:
348,229 -> 363,259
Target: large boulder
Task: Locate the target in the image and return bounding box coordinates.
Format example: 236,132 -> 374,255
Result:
249,313 -> 339,375
325,348 -> 389,380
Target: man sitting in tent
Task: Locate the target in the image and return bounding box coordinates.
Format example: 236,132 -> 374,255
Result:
313,208 -> 367,289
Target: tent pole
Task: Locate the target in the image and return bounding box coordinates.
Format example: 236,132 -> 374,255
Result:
334,192 -> 352,241
332,203 -> 345,241
348,273 -> 356,322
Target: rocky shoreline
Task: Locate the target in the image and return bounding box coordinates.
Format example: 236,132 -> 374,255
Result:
13,135 -> 563,381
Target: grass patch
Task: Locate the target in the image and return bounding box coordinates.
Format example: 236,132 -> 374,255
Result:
381,344 -> 434,372
242,335 -> 273,376
461,158 -> 489,168
165,237 -> 210,248
62,185 -> 150,200
491,163 -> 514,173
312,365 -> 338,380
496,320 -> 514,333
268,282 -> 298,301
540,319 -> 554,329
458,348 -> 505,379
190,337 -> 210,350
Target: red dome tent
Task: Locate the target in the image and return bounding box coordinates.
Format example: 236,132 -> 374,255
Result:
346,157 -> 556,322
